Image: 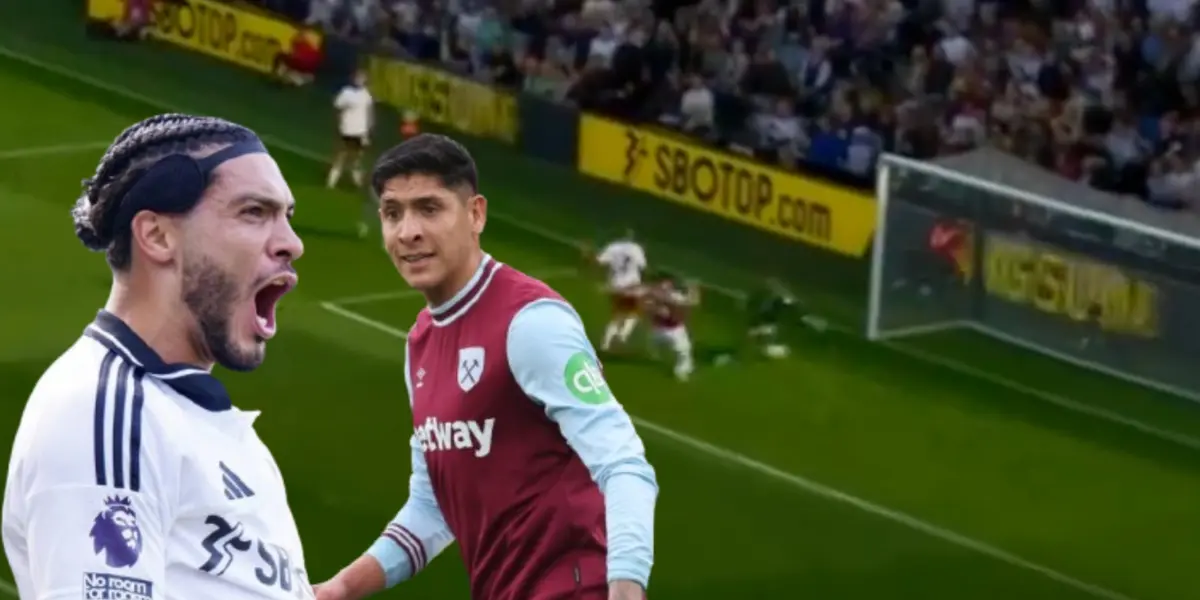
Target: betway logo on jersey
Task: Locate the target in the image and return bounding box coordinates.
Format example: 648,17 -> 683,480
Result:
83,572 -> 153,600
415,417 -> 495,458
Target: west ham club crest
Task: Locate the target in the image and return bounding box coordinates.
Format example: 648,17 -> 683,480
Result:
457,347 -> 485,392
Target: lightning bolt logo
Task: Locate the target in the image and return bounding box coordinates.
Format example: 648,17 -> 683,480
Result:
623,129 -> 646,181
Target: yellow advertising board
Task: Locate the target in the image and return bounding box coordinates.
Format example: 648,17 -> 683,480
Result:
366,55 -> 517,144
980,232 -> 1159,338
577,115 -> 875,257
87,0 -> 320,75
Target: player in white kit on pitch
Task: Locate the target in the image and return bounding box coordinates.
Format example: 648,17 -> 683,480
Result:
2,114 -> 312,600
327,69 -> 375,191
595,230 -> 648,352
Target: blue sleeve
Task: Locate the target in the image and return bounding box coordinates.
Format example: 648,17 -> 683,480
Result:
507,299 -> 659,589
366,344 -> 456,587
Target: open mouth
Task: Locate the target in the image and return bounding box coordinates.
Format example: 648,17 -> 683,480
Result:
401,252 -> 434,265
252,273 -> 297,340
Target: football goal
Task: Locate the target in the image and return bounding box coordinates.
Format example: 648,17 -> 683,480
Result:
866,148 -> 1200,403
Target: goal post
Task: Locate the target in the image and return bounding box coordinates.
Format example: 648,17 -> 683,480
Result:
866,149 -> 1200,403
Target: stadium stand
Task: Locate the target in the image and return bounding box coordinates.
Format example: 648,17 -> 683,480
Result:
252,0 -> 1200,212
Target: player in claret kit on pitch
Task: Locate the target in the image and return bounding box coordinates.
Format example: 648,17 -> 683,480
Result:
314,134 -> 658,600
644,275 -> 699,381
3,114 -> 314,600
593,229 -> 648,352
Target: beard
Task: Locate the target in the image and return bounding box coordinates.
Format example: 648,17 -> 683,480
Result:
181,254 -> 264,372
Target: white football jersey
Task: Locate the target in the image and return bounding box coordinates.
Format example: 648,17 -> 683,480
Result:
2,311 -> 312,600
334,85 -> 374,138
597,240 -> 647,289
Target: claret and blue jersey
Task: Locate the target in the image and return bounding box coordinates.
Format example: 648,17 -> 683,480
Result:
368,254 -> 658,599
3,311 -> 313,600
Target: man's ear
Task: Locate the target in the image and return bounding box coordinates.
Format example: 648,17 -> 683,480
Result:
469,194 -> 487,236
129,211 -> 176,266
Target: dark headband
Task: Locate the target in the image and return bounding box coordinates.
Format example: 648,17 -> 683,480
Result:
113,139 -> 268,233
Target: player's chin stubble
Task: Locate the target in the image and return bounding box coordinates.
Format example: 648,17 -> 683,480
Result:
181,255 -> 265,372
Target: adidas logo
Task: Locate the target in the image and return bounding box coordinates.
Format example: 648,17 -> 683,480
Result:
220,462 -> 255,500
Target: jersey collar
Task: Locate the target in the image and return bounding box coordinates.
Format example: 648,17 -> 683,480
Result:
429,253 -> 500,326
84,310 -> 233,412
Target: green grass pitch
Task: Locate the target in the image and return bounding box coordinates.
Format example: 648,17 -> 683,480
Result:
2,10 -> 1200,599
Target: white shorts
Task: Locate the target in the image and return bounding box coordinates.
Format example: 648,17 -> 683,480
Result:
651,325 -> 691,354
609,271 -> 642,289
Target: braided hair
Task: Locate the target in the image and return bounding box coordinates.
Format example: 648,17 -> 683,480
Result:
73,113 -> 260,270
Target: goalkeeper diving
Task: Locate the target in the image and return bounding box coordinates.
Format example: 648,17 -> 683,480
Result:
714,278 -> 826,363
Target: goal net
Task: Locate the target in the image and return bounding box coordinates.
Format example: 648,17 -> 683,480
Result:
866,148 -> 1200,402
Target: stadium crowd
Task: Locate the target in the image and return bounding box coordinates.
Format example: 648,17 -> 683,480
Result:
258,0 -> 1200,211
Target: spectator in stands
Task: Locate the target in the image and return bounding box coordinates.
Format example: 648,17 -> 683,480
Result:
306,0 -> 337,29
483,38 -> 523,87
285,0 -> 1200,215
754,97 -> 803,165
675,73 -> 715,135
523,56 -> 571,100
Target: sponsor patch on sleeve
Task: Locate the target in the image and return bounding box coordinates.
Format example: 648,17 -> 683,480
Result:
563,352 -> 613,405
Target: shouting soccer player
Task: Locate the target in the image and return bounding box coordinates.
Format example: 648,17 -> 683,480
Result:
3,115 -> 312,598
594,229 -> 648,352
314,135 -> 658,600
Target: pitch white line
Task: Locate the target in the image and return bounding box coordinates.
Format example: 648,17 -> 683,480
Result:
320,302 -> 410,338
890,342 -> 1200,451
1,45 -> 1194,451
0,141 -> 109,160
327,289 -> 424,306
318,300 -> 1136,600
327,268 -> 579,306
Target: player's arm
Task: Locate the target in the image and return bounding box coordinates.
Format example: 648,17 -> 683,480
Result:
18,379 -> 170,599
666,281 -> 700,308
333,88 -> 351,111
507,300 -> 659,591
594,243 -> 615,269
318,352 -> 455,600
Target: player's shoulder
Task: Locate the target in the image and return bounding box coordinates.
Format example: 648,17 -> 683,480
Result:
409,307 -> 433,338
13,337 -> 171,493
25,336 -> 115,422
495,264 -> 567,303
343,84 -> 371,98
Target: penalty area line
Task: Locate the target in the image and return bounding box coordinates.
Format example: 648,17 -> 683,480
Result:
0,141 -> 110,160
319,300 -> 1137,600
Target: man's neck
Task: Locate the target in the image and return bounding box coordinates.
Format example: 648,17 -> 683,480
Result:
105,283 -> 213,371
427,250 -> 486,310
